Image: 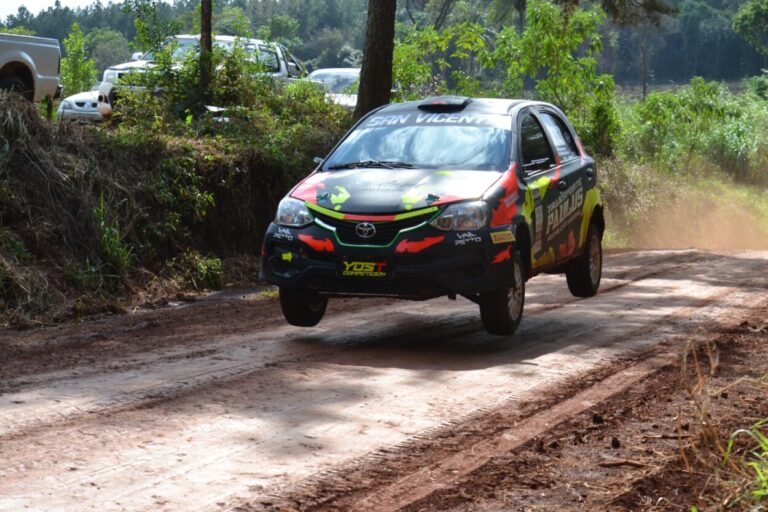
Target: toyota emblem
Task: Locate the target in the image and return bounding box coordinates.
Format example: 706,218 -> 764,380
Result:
355,222 -> 376,239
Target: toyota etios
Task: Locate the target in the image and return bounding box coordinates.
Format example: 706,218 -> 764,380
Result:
260,96 -> 604,336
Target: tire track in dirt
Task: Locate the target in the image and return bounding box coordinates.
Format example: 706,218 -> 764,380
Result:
0,250 -> 714,440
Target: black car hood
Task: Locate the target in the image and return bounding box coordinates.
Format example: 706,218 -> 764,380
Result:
290,168 -> 503,214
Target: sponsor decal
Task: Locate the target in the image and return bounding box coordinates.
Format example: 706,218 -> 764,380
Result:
492,246 -> 512,264
546,180 -> 584,237
341,261 -> 388,277
273,227 -> 294,241
491,230 -> 514,244
455,231 -> 482,246
396,236 -> 444,254
298,234 -> 334,253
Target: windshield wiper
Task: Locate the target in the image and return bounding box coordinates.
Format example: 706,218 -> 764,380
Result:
327,160 -> 416,170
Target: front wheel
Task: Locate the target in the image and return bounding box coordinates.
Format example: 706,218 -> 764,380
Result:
479,250 -> 526,336
566,223 -> 602,297
279,287 -> 328,327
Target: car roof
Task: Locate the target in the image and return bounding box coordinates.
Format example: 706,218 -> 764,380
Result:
174,34 -> 268,46
375,96 -> 552,116
309,68 -> 360,75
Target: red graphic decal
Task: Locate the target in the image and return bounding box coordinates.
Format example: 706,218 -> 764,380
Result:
490,163 -> 520,227
430,194 -> 465,206
558,230 -> 577,259
298,234 -> 334,253
344,212 -> 397,222
492,246 -> 512,264
291,173 -> 327,203
395,236 -> 445,254
548,155 -> 562,189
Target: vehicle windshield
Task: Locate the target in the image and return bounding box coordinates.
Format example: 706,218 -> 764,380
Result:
324,113 -> 512,171
309,70 -> 359,93
143,40 -> 280,72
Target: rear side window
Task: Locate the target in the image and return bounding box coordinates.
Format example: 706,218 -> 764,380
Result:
539,112 -> 580,161
520,114 -> 554,172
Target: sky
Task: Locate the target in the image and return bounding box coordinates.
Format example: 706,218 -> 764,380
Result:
1,0 -> 98,22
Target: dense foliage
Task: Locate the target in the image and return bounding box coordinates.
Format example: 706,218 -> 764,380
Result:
2,0 -> 766,85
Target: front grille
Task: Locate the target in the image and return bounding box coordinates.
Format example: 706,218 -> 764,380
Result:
313,211 -> 431,246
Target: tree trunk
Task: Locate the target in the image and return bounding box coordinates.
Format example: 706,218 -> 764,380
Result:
353,0 -> 396,121
200,0 -> 213,107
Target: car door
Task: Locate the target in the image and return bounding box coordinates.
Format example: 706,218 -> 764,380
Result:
518,110 -> 559,268
536,108 -> 590,262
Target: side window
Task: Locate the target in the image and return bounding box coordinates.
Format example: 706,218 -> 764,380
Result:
539,112 -> 579,161
519,114 -> 555,173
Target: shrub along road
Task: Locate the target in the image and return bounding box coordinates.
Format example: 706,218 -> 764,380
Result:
0,250 -> 766,511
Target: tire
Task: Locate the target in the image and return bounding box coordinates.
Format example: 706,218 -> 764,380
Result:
279,287 -> 328,327
566,222 -> 602,298
479,250 -> 526,336
0,76 -> 32,101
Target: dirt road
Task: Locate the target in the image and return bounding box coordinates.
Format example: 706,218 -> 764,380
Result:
1,250 -> 767,512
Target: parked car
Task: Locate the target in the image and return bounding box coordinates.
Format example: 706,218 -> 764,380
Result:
0,32 -> 61,101
102,34 -> 303,86
260,96 -> 605,336
57,83 -> 104,121
308,67 -> 359,110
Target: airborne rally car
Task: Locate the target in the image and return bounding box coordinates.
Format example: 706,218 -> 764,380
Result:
260,96 -> 604,336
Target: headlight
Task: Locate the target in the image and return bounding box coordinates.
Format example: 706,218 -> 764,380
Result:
60,100 -> 74,110
276,197 -> 313,227
103,69 -> 118,83
430,201 -> 488,231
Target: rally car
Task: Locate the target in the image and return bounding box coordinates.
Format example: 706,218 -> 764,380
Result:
260,96 -> 604,336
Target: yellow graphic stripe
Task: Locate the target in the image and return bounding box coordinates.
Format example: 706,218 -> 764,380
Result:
305,201 -> 438,221
578,188 -> 601,247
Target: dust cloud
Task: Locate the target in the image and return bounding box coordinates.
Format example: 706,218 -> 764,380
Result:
632,193 -> 768,250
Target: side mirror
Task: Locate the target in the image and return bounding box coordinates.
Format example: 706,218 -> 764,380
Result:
131,52 -> 144,61
313,156 -> 324,166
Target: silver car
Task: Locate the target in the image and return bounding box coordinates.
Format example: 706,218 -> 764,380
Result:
307,67 -> 359,110
57,84 -> 104,121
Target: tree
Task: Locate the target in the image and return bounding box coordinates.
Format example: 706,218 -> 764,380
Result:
200,0 -> 213,106
61,22 -> 97,95
353,0 -> 397,121
733,0 -> 768,56
86,29 -> 131,73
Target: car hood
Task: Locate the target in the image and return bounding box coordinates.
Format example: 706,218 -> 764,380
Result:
107,60 -> 152,71
62,90 -> 99,103
290,168 -> 503,214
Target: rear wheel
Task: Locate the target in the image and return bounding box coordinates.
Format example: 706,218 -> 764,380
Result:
0,76 -> 31,101
566,223 -> 602,297
279,287 -> 328,327
479,250 -> 525,336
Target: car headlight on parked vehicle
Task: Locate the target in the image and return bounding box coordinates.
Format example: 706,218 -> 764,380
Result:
276,197 -> 313,227
60,100 -> 74,110
430,201 -> 488,231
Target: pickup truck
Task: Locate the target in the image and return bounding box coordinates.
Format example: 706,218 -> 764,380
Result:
0,33 -> 61,101
102,34 -> 303,85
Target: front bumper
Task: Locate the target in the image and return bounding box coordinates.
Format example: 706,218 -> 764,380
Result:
259,221 -> 517,299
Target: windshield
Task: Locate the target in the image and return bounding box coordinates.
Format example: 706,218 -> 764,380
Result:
142,40 -> 280,72
324,113 -> 512,171
309,70 -> 359,93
